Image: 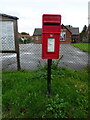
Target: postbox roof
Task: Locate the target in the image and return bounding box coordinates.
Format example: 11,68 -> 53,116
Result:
43,14 -> 61,23
43,14 -> 61,16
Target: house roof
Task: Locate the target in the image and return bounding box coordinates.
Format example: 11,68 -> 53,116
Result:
71,28 -> 79,35
0,13 -> 18,20
33,28 -> 42,36
61,24 -> 72,34
66,25 -> 79,35
19,34 -> 31,38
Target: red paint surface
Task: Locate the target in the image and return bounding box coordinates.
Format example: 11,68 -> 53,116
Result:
42,14 -> 61,59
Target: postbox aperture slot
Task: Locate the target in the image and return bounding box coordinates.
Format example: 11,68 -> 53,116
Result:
43,23 -> 60,26
48,38 -> 55,52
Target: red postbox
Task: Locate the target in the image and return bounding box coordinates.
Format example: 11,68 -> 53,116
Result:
42,14 -> 61,59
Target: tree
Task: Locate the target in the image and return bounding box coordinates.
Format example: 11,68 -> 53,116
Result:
88,25 -> 90,43
80,25 -> 88,42
20,32 -> 30,35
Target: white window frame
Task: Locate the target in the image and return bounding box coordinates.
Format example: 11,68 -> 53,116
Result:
60,32 -> 66,41
35,36 -> 39,40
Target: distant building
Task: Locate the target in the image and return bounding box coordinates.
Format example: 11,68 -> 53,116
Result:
33,28 -> 42,44
33,24 -> 80,44
19,34 -> 33,44
66,25 -> 80,43
60,24 -> 72,43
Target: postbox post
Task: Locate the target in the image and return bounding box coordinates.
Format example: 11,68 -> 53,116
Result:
47,59 -> 52,95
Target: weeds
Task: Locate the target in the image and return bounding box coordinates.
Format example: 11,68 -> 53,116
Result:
2,66 -> 88,118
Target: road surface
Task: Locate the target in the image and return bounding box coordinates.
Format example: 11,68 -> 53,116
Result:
1,44 -> 89,71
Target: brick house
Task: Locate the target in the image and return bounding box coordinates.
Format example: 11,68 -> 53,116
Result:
33,28 -> 42,44
19,34 -> 32,39
66,25 -> 80,43
19,34 -> 33,43
60,24 -> 72,43
33,24 -> 79,44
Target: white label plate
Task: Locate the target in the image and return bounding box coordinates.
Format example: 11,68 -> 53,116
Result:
48,38 -> 55,52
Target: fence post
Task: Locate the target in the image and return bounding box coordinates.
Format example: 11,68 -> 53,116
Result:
15,20 -> 21,70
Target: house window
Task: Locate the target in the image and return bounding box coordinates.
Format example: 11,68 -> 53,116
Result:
60,32 -> 66,41
35,36 -> 39,40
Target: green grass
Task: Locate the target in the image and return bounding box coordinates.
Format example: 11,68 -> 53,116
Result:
2,67 -> 88,118
71,43 -> 90,53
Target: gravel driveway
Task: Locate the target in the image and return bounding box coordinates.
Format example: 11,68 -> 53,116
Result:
1,43 -> 89,71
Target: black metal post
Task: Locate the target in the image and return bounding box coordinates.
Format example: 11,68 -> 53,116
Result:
47,59 -> 52,95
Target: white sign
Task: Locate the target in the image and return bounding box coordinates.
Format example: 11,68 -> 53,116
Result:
0,21 -> 15,51
48,38 -> 55,52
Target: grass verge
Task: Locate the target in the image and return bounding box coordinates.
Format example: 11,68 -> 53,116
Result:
71,43 -> 90,53
2,67 -> 88,118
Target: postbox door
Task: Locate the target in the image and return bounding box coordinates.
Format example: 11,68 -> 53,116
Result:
42,33 -> 60,59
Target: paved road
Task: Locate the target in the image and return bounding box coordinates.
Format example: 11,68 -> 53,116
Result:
1,44 -> 89,71
60,44 -> 89,70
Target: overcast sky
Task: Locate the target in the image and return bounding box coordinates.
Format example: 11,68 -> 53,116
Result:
0,0 -> 89,35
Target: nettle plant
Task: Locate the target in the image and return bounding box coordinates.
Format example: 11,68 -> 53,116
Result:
38,55 -> 63,70
45,94 -> 70,118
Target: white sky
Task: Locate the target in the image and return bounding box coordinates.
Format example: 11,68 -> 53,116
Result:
0,0 -> 89,35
